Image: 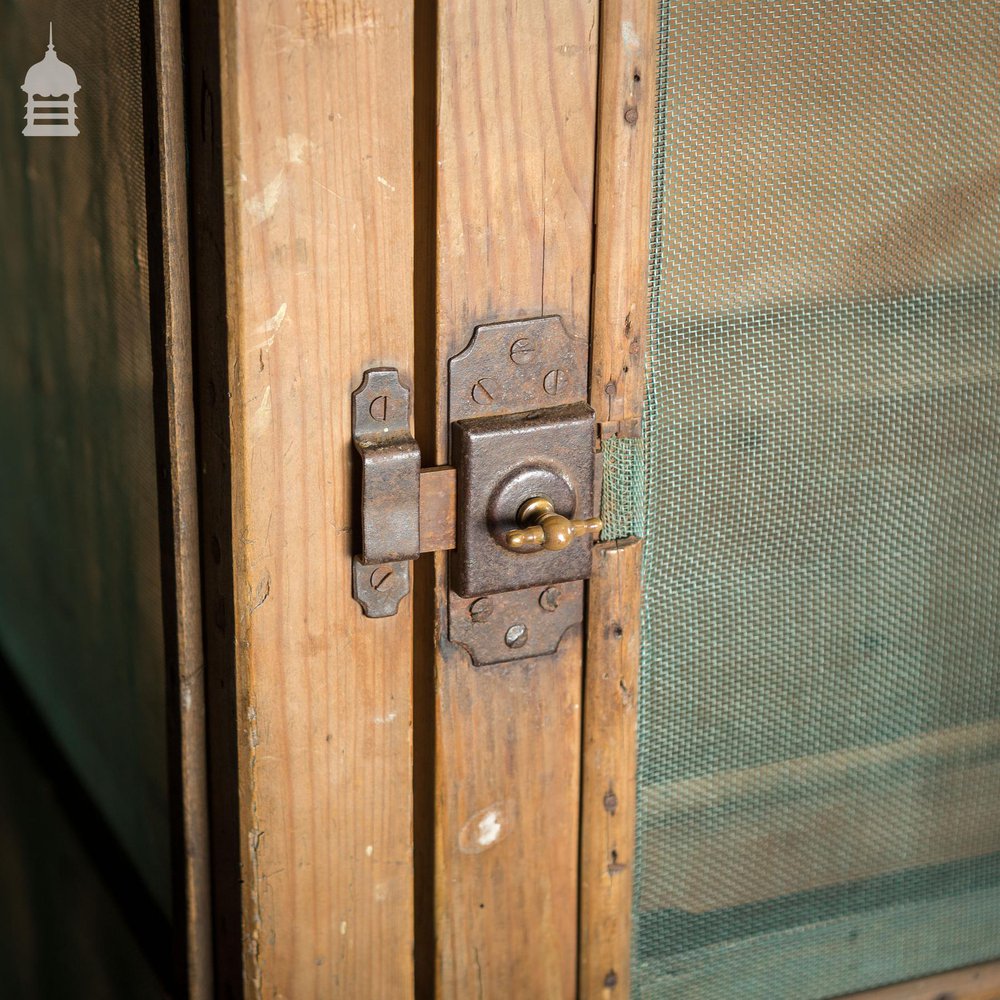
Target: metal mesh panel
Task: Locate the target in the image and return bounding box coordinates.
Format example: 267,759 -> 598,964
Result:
629,3 -> 1000,997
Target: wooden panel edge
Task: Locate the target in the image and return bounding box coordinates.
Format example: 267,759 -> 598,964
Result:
581,1 -> 657,995
224,2 -> 418,996
590,0 -> 658,429
841,960 -> 1000,1000
580,537 -> 642,999
142,0 -> 213,994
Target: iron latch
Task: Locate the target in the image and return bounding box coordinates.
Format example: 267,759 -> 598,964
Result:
352,316 -> 601,664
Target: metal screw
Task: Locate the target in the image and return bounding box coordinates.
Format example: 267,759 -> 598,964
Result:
604,970 -> 619,989
539,587 -> 561,612
369,394 -> 389,422
505,623 -> 528,649
543,369 -> 567,396
370,565 -> 394,591
468,597 -> 494,623
603,790 -> 619,814
624,105 -> 639,125
471,378 -> 499,405
509,338 -> 535,365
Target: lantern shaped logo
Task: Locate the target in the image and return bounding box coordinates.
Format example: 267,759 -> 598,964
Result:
22,24 -> 80,137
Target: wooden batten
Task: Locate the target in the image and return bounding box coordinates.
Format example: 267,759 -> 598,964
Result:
430,2 -> 599,996
142,0 -> 213,994
580,1 -> 658,996
187,1 -> 418,995
579,538 -> 643,999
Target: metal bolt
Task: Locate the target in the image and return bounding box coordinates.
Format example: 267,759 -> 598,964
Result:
370,565 -> 394,591
604,970 -> 619,989
603,790 -> 619,814
468,597 -> 494,623
624,105 -> 639,125
505,623 -> 528,649
369,394 -> 389,422
539,587 -> 561,612
471,378 -> 499,405
543,369 -> 567,396
509,338 -> 535,365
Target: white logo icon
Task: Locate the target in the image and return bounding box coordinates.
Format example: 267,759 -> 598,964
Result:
22,23 -> 80,137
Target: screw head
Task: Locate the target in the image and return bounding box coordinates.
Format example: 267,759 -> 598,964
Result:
370,565 -> 394,591
369,394 -> 389,422
539,587 -> 561,612
543,368 -> 568,396
468,597 -> 494,623
504,623 -> 528,649
471,378 -> 499,405
509,338 -> 535,365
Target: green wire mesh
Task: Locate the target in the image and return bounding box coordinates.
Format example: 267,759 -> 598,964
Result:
624,4 -> 1000,997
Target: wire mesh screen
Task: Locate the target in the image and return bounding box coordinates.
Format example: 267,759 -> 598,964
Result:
629,3 -> 1000,997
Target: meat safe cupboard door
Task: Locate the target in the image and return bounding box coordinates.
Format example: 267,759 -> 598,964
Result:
626,5 -> 1000,999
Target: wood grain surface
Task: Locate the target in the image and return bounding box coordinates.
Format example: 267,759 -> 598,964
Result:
430,2 -> 599,996
579,538 -> 642,1000
191,1 -> 418,995
844,960 -> 1000,1000
579,2 -> 657,995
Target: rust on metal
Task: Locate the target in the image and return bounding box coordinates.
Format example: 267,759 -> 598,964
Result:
449,315 -> 588,424
352,368 -> 421,565
449,582 -> 584,667
418,466 -> 457,553
352,558 -> 411,619
450,401 -> 598,598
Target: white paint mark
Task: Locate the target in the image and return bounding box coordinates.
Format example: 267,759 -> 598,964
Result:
476,810 -> 501,848
621,19 -> 640,51
284,132 -> 311,164
373,711 -> 397,725
340,921 -> 347,936
376,175 -> 396,192
254,302 -> 288,343
251,386 -> 272,436
374,882 -> 389,903
245,171 -> 285,223
458,801 -> 513,854
365,845 -> 374,857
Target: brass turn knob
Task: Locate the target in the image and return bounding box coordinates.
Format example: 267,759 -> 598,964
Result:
504,497 -> 603,552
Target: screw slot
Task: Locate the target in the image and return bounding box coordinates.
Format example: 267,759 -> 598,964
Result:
539,587 -> 562,612
543,368 -> 568,396
468,597 -> 494,623
471,378 -> 499,405
509,338 -> 535,365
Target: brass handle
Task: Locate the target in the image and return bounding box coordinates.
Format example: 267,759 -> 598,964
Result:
504,496 -> 603,552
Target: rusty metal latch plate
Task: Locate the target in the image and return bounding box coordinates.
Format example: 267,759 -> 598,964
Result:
351,316 -> 598,664
351,368 -> 419,617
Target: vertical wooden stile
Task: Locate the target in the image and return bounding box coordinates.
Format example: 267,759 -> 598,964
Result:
142,0 -> 213,993
430,2 -> 600,996
187,1 -> 418,995
580,1 -> 658,996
